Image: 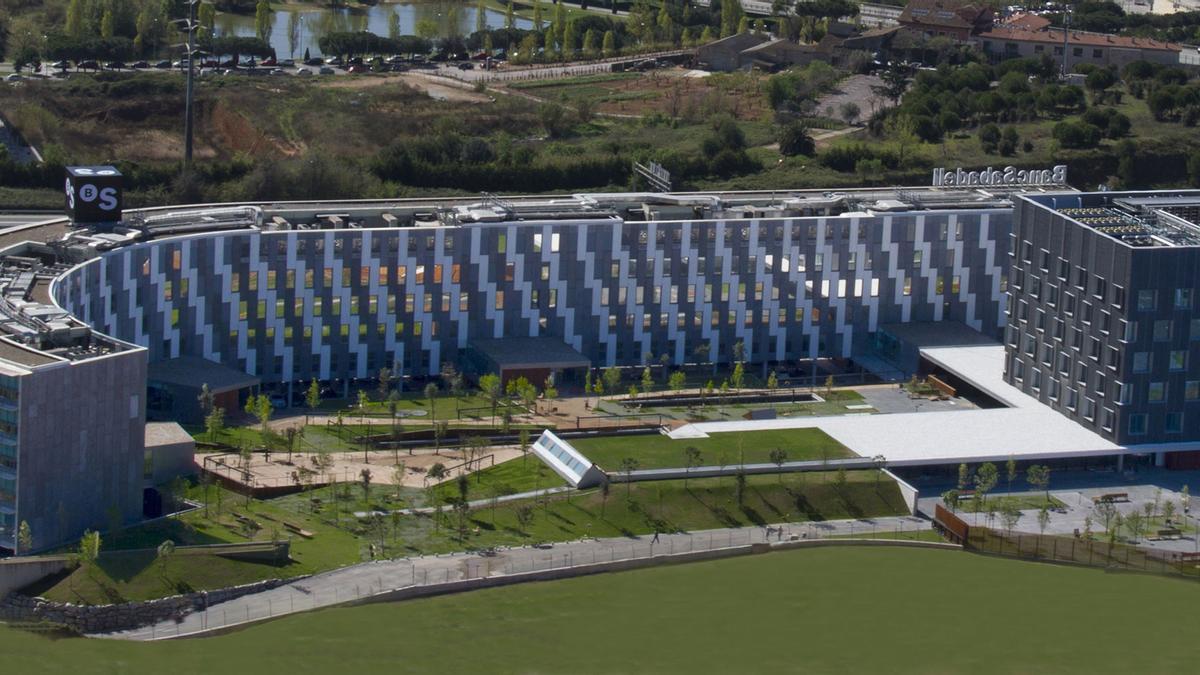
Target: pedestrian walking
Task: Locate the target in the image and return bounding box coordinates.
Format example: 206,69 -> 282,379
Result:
652,530 -> 660,543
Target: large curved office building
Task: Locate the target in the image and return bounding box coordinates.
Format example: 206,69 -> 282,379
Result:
4,179 -> 1200,553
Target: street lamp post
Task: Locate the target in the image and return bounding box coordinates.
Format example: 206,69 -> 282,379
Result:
173,0 -> 202,169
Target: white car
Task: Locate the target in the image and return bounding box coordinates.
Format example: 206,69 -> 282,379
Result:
295,67 -> 313,76
4,74 -> 23,82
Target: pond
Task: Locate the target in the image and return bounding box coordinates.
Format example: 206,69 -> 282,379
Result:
214,1 -> 535,58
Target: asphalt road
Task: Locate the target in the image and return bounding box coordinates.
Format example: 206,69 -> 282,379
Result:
0,212 -> 58,230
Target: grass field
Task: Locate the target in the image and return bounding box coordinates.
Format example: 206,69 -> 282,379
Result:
6,547 -> 1200,673
569,427 -> 853,470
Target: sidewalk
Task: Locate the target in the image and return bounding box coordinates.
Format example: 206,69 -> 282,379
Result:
97,515 -> 931,641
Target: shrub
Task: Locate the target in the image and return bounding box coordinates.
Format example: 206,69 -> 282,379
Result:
978,123 -> 1001,153
777,121 -> 815,157
1053,120 -> 1102,149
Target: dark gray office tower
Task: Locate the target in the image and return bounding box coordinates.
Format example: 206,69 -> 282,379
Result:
1007,191 -> 1200,445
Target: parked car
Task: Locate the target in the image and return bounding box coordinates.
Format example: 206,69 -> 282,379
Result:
295,67 -> 313,76
152,59 -> 171,69
50,60 -> 70,70
78,60 -> 100,70
269,68 -> 287,76
347,56 -> 364,66
279,58 -> 295,67
303,57 -> 323,66
325,56 -> 343,66
4,74 -> 23,82
131,60 -> 150,69
346,64 -> 368,74
318,66 -> 335,75
260,56 -> 277,66
389,63 -> 409,72
200,58 -> 219,67
457,61 -> 474,70
242,57 -> 257,68
105,61 -> 127,70
385,55 -> 406,64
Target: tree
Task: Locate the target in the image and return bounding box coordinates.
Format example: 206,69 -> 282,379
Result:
1037,505 -> 1050,536
1026,464 -> 1051,500
391,461 -> 407,500
602,367 -> 622,394
1096,501 -> 1118,534
872,455 -> 888,491
479,373 -> 502,423
16,520 -> 32,554
1125,510 -> 1145,542
941,489 -> 960,513
721,0 -> 745,38
78,530 -> 101,582
205,406 -> 226,443
542,375 -> 558,410
515,429 -> 531,469
156,540 -> 175,588
377,367 -> 393,401
731,362 -> 745,391
533,0 -> 545,32
871,64 -> 908,106
668,370 -> 686,392
619,457 -> 640,497
246,393 -> 271,430
1006,457 -> 1017,494
766,371 -> 779,390
734,469 -> 747,506
978,122 -> 1002,154
101,2 -> 116,39
66,0 -> 86,38
582,28 -> 598,57
601,29 -> 616,57
199,2 -> 217,43
684,446 -> 702,487
198,383 -> 215,415
306,378 -> 321,413
778,121 -> 816,156
769,448 -> 788,483
1000,501 -> 1020,534
255,0 -> 273,43
627,384 -> 639,400
839,101 -> 861,125
974,462 -> 998,505
599,474 -> 611,517
957,463 -> 971,491
641,366 -> 653,395
515,504 -> 535,533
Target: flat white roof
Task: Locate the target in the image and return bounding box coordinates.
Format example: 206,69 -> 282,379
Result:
669,346 -> 1139,466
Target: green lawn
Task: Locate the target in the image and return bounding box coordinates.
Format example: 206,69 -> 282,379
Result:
570,427 -> 854,470
6,547 -> 1200,673
956,493 -> 1066,513
603,389 -> 871,422
429,456 -> 567,502
387,470 -> 906,554
30,486 -> 364,604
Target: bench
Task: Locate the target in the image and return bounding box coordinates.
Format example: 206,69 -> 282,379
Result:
926,374 -> 956,398
1092,492 -> 1129,504
284,522 -> 316,539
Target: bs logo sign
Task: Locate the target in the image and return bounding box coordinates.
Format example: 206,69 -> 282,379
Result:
65,166 -> 123,224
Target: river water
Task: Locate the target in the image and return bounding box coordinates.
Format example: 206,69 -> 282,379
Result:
215,1 -> 534,58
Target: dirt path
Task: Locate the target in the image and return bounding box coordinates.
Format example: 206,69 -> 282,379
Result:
320,73 -> 493,103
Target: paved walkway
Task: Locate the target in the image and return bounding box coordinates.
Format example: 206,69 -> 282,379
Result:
97,515 -> 930,641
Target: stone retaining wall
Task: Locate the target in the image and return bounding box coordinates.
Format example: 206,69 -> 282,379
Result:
0,575 -> 306,634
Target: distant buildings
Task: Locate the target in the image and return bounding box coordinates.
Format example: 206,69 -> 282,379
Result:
897,0 -> 994,42
973,23 -> 1182,69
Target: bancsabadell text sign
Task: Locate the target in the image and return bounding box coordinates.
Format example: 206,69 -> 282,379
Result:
932,165 -> 1067,188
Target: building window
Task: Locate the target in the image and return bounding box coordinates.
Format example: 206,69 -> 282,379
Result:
1176,289 -> 1193,310
1138,290 -> 1156,312
1186,381 -> 1200,400
1154,320 -> 1171,342
1171,350 -> 1187,371
1166,412 -> 1184,434
1148,382 -> 1166,402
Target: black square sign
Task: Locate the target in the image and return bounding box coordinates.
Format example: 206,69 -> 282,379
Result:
65,166 -> 123,224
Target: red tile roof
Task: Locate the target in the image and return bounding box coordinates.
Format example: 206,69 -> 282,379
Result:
975,26 -> 1181,52
899,0 -> 992,30
1003,13 -> 1052,31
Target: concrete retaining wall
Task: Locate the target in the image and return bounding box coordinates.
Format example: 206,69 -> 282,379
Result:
352,538 -> 961,609
883,468 -> 920,515
0,575 -> 305,634
0,556 -> 71,598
